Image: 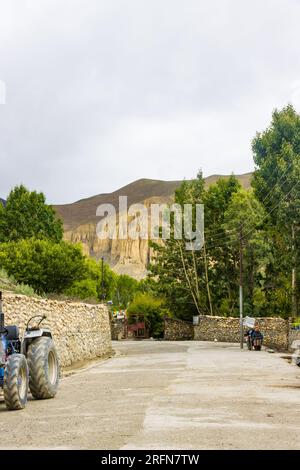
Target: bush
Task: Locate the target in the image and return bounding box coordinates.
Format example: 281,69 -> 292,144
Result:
112,274 -> 139,309
127,293 -> 171,338
65,278 -> 98,301
14,283 -> 36,297
0,237 -> 142,305
0,239 -> 86,294
0,268 -> 37,296
84,257 -> 117,301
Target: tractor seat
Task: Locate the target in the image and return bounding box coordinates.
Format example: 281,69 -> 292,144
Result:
5,325 -> 20,340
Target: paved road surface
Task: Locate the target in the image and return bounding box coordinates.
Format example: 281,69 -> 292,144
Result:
0,341 -> 299,449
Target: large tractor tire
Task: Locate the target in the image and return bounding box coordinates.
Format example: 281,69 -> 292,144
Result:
27,337 -> 59,399
3,354 -> 29,410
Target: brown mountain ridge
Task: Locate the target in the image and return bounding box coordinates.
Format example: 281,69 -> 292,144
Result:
54,173 -> 252,279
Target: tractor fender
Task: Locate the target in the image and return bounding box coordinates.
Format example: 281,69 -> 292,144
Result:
22,329 -> 53,354
24,329 -> 52,340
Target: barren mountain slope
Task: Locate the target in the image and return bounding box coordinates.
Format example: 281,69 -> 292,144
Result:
54,173 -> 252,278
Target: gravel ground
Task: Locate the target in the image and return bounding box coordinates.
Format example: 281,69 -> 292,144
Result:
0,340 -> 299,450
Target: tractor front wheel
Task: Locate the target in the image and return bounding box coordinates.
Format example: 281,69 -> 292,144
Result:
27,337 -> 59,399
3,354 -> 29,410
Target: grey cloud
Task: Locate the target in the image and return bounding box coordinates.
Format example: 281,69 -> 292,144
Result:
0,0 -> 300,203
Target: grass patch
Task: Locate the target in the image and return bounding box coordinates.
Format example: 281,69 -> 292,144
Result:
0,268 -> 38,297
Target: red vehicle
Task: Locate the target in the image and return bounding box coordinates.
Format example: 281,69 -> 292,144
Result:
127,315 -> 149,339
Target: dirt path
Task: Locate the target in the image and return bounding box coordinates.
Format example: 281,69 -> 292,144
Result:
0,341 -> 299,449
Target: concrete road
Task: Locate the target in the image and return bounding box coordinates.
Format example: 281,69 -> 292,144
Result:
0,341 -> 299,450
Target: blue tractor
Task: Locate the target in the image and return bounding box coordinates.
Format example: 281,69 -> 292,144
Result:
0,291 -> 59,410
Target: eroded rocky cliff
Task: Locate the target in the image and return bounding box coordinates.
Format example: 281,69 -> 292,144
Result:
54,174 -> 252,279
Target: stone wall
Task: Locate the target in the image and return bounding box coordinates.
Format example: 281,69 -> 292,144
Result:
165,315 -> 290,350
194,316 -> 240,343
194,316 -> 289,350
164,317 -> 194,341
2,293 -> 112,368
111,319 -> 126,340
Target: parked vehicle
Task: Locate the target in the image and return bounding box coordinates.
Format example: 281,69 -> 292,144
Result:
0,291 -> 59,410
245,326 -> 263,351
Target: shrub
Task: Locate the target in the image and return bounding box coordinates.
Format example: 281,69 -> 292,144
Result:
0,239 -> 86,294
0,268 -> 37,296
127,293 -> 171,338
112,274 -> 139,309
64,278 -> 98,301
84,257 -> 117,301
14,283 -> 36,297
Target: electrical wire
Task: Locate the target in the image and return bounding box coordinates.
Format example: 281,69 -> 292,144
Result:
203,162 -> 296,242
205,180 -> 299,250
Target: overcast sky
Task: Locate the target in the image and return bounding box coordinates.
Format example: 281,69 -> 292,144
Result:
1,0 -> 300,204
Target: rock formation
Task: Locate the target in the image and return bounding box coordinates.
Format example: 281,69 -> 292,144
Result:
54,174 -> 252,279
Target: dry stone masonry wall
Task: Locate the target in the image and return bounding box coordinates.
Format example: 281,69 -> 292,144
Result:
194,316 -> 289,350
165,315 -> 291,351
164,317 -> 194,340
2,293 -> 112,368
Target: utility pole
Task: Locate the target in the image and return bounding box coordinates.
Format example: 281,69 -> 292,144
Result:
203,238 -> 213,316
101,257 -> 105,301
239,224 -> 244,349
292,224 -> 297,318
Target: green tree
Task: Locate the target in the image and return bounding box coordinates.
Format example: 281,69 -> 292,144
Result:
149,171 -> 208,320
203,175 -> 241,315
0,185 -> 63,242
149,174 -> 242,319
64,278 -> 98,301
222,189 -> 268,316
0,239 -> 86,294
83,257 -> 117,301
127,293 -> 171,338
113,274 -> 139,309
100,263 -> 117,301
252,105 -> 300,316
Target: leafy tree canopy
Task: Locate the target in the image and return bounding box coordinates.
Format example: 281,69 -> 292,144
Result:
0,238 -> 86,294
0,185 -> 63,243
127,293 -> 171,338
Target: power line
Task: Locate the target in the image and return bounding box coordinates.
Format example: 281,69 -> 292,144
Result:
207,182 -> 298,250
203,162 -> 296,243
206,181 -> 299,250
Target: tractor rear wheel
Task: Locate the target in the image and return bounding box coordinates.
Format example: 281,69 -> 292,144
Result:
3,354 -> 29,410
27,337 -> 59,399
